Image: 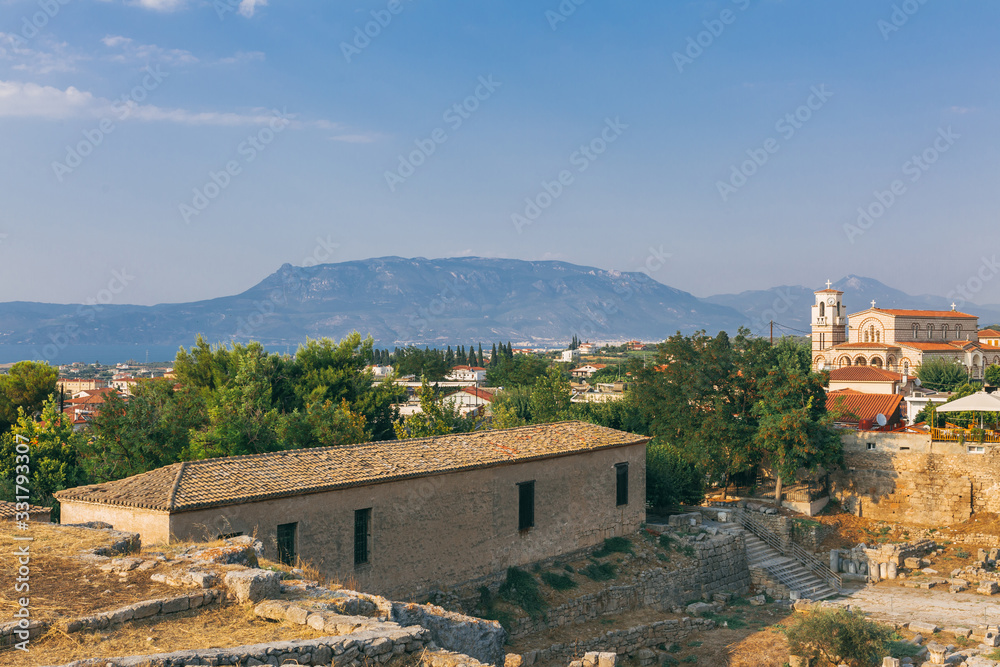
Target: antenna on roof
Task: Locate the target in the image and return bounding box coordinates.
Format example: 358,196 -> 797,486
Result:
875,413 -> 887,427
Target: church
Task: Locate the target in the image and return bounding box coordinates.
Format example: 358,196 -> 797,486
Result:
810,281 -> 993,380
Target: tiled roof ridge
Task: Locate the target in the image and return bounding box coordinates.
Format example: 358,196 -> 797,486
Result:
172,419 -> 592,469
166,461 -> 187,511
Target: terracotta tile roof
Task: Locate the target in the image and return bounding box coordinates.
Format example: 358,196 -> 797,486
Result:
898,341 -> 972,352
877,308 -> 978,318
459,387 -> 494,401
828,367 -> 903,382
55,421 -> 648,513
0,500 -> 50,519
979,329 -> 1000,338
451,365 -> 485,371
826,392 -> 902,423
815,289 -> 843,294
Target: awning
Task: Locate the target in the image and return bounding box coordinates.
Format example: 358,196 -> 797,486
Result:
934,391 -> 1000,413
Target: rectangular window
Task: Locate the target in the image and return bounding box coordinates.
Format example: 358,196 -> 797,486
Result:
968,445 -> 986,454
866,443 -> 876,451
276,523 -> 296,566
354,508 -> 371,565
615,463 -> 629,506
518,481 -> 535,531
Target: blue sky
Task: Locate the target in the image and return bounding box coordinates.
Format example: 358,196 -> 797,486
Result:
1,0 -> 998,306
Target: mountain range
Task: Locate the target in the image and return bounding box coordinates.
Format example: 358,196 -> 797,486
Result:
1,258 -> 998,351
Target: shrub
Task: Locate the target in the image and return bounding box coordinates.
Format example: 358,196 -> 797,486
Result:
785,608 -> 893,667
540,571 -> 578,591
646,442 -> 705,509
498,567 -> 547,619
581,562 -> 617,581
476,586 -> 515,630
658,534 -> 675,550
955,549 -> 971,559
563,564 -> 575,573
592,536 -> 632,558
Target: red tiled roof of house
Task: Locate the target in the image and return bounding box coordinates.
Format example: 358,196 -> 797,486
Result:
828,367 -> 904,382
451,365 -> 486,371
54,421 -> 649,513
979,329 -> 1000,338
460,387 -> 494,401
876,308 -> 978,318
826,392 -> 902,423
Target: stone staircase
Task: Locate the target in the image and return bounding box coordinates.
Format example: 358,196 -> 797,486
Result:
744,532 -> 839,601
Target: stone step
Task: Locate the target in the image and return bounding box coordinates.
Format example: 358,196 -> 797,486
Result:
740,529 -> 839,601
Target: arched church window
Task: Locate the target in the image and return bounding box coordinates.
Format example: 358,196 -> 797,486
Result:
956,324 -> 963,339
819,302 -> 825,318
912,324 -> 918,338
927,324 -> 934,339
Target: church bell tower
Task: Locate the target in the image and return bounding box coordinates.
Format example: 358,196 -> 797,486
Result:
811,280 -> 847,370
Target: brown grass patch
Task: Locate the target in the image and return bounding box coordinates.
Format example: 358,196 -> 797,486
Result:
0,603 -> 326,667
725,627 -> 790,667
0,523 -> 179,622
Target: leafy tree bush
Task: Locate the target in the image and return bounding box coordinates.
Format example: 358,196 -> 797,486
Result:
580,561 -> 617,581
917,357 -> 969,392
646,441 -> 705,509
0,361 -> 58,432
498,567 -> 547,618
784,608 -> 893,667
592,536 -> 632,557
986,364 -> 1000,387
540,571 -> 577,590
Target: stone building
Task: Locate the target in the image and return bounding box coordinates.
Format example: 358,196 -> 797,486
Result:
55,421 -> 647,599
811,282 -> 989,378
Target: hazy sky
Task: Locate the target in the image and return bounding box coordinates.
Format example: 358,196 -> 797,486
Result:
1,1 -> 998,306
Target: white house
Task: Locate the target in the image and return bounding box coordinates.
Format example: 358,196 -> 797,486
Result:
561,349 -> 581,363
446,366 -> 487,383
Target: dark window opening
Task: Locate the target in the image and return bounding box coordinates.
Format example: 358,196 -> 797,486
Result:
276,523 -> 297,566
616,463 -> 629,506
354,508 -> 371,565
518,481 -> 535,531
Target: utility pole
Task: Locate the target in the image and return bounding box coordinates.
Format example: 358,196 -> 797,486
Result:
770,320 -> 774,345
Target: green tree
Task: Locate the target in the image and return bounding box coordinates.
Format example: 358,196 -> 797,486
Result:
0,361 -> 59,431
278,399 -> 370,449
187,346 -> 282,458
393,378 -> 477,439
645,440 -> 704,509
477,343 -> 485,367
985,364 -> 1000,387
785,608 -> 893,667
486,354 -> 549,388
752,354 -> 841,503
529,367 -> 572,423
917,357 -> 969,392
490,343 -> 498,366
0,396 -> 88,514
83,380 -> 207,482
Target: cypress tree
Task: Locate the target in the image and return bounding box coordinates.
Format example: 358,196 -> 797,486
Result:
491,343 -> 498,366
478,343 -> 484,367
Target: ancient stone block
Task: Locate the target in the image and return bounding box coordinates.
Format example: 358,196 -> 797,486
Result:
224,568 -> 281,604
908,621 -> 938,635
161,596 -> 190,614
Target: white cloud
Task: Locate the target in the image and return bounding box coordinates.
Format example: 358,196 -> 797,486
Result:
0,80 -> 100,119
238,0 -> 267,18
101,34 -> 199,66
0,79 -> 286,126
127,0 -> 187,12
0,33 -> 83,74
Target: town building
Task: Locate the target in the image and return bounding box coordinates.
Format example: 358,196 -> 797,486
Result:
570,364 -> 607,379
811,281 -> 991,379
825,366 -> 913,395
55,421 -> 647,599
826,390 -> 903,430
58,378 -> 108,394
445,365 -> 487,383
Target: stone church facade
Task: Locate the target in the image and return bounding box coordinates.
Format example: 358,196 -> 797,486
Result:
810,282 -> 992,379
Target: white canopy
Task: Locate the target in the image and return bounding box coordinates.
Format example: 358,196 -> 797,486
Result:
934,391 -> 1000,413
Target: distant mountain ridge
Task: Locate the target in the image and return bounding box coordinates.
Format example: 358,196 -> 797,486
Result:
0,257 -> 749,348
2,262 -> 998,352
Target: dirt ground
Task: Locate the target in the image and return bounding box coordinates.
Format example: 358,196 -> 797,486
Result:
511,602 -> 796,667
0,603 -> 324,667
830,582 -> 1000,629
0,523 -> 180,622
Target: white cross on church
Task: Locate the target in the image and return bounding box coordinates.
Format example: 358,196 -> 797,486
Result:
825,279 -> 832,289
871,300 -> 877,308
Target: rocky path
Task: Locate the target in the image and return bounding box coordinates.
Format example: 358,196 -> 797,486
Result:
830,583 -> 1000,629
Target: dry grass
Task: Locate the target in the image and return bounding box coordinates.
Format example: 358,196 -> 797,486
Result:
725,627 -> 790,667
0,603 -> 325,667
0,523 -> 178,622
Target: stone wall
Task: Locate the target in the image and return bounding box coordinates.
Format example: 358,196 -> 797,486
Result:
749,567 -> 790,600
831,431 -> 1000,526
516,617 -> 716,666
505,533 -> 749,640
162,443 -> 647,601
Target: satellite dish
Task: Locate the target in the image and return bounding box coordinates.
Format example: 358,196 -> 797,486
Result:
875,413 -> 888,427
914,378 -> 922,387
